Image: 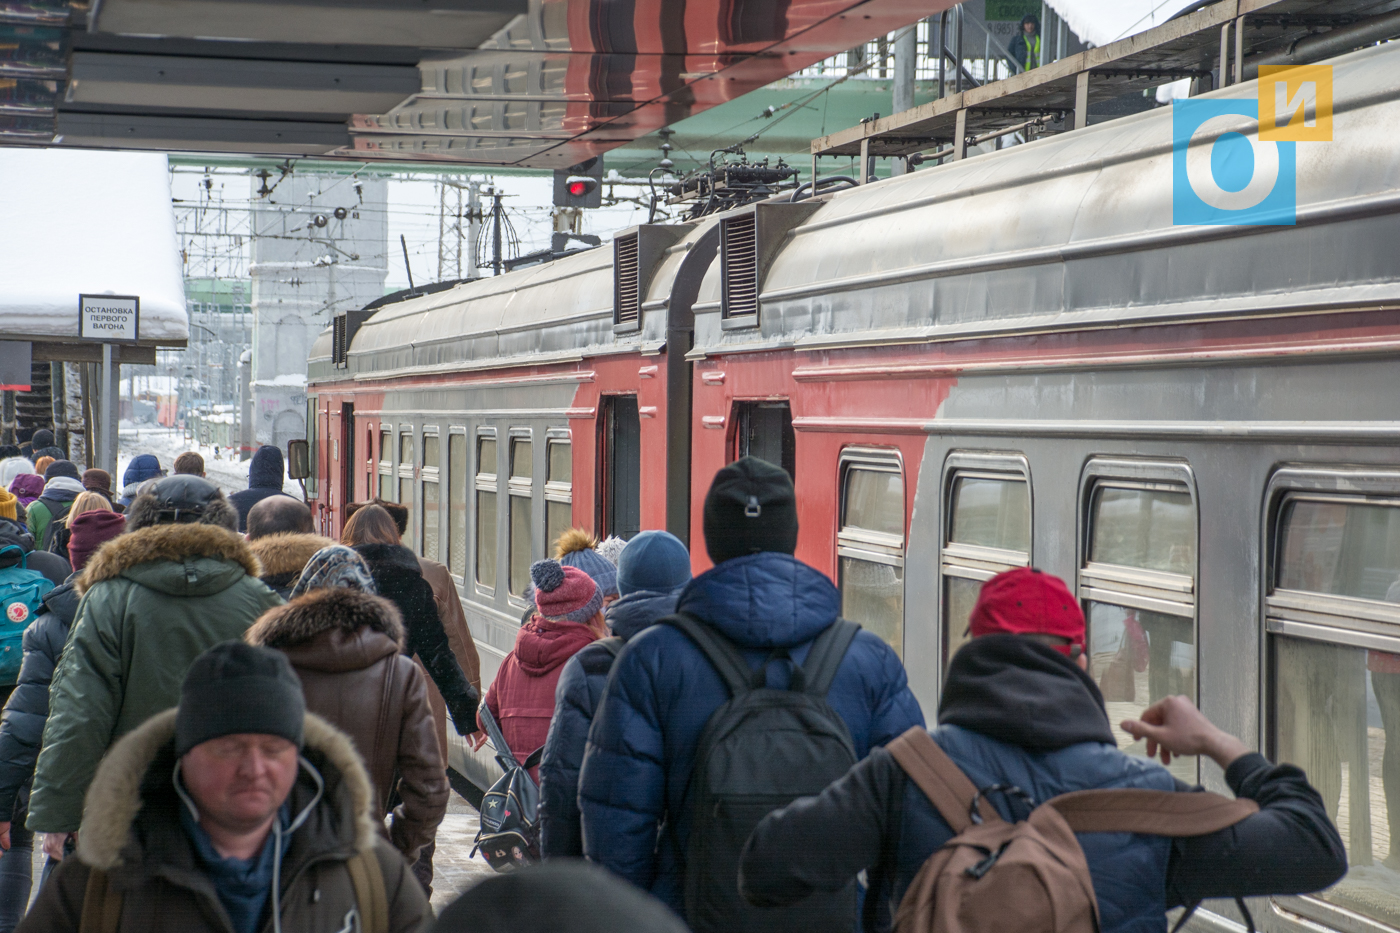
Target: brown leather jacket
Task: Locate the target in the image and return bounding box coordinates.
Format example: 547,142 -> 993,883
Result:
417,556 -> 483,758
246,587 -> 447,862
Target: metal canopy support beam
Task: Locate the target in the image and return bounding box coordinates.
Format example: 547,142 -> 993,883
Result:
1074,71 -> 1091,130
1234,16 -> 1246,84
953,109 -> 967,160
859,136 -> 870,182
811,0 -> 1396,161
100,343 -> 117,476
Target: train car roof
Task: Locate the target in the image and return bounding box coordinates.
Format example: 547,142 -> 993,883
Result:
690,40 -> 1400,359
309,217 -> 720,385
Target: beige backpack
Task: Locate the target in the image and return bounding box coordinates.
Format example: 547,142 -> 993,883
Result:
886,727 -> 1259,933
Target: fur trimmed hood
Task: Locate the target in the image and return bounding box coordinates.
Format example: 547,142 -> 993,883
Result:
248,532 -> 336,580
77,708 -> 378,870
246,587 -> 405,650
78,522 -> 261,595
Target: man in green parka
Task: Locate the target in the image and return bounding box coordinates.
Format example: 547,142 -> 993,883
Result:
27,475 -> 284,847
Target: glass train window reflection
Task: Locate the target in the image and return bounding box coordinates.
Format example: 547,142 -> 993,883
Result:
837,451 -> 904,657
1268,491 -> 1400,927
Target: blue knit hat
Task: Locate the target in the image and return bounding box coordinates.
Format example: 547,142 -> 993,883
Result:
560,543 -> 619,599
616,531 -> 691,597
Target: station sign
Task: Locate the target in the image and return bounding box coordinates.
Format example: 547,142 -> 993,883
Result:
79,294 -> 140,343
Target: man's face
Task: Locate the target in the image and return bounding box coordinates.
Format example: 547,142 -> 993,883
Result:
181,734 -> 299,834
1024,21 -> 1036,35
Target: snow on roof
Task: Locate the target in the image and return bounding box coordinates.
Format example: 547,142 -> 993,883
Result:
0,148 -> 187,343
251,373 -> 308,388
1049,0 -> 1200,48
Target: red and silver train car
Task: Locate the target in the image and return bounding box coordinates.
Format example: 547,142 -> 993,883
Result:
309,41 -> 1400,932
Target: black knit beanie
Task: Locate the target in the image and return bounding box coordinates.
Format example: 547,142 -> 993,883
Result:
175,642 -> 306,757
702,456 -> 799,566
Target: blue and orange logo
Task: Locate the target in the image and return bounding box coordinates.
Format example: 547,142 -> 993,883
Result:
1172,65 -> 1332,225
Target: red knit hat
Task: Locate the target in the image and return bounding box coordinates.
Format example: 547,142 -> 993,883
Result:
530,559 -> 602,623
969,567 -> 1085,655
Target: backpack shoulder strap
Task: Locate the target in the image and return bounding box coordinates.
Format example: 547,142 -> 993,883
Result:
0,544 -> 28,570
886,727 -> 1000,833
1048,788 -> 1260,836
596,636 -> 624,660
79,867 -> 122,933
346,850 -> 389,933
477,702 -> 521,772
662,612 -> 753,697
799,618 -> 860,698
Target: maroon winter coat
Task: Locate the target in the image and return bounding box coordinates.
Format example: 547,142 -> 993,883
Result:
65,509 -> 126,571
480,614 -> 598,780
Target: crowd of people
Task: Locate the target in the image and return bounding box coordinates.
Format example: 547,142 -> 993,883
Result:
0,436 -> 1353,932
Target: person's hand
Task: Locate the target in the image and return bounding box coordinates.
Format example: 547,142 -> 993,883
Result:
469,731 -> 489,752
1122,695 -> 1250,770
0,821 -> 10,853
42,832 -> 74,862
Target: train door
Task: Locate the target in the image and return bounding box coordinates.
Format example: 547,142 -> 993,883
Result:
732,400 -> 795,480
339,403 -> 355,526
599,396 -> 641,539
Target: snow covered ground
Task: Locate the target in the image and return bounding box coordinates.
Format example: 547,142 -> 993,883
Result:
118,424 -> 301,499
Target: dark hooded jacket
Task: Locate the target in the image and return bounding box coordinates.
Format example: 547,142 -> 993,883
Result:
246,587 -> 448,863
576,551 -> 924,910
19,709 -> 430,933
539,588 -> 679,859
228,446 -> 294,533
738,635 -> 1349,933
28,521 -> 284,833
0,518 -> 70,586
0,581 -> 79,822
354,543 -> 478,736
481,613 -> 598,783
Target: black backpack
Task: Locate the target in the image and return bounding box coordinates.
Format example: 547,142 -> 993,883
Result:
665,611 -> 861,933
473,703 -> 544,872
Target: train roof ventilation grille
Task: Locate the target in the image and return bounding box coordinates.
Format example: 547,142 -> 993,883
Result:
614,233 -> 641,327
332,314 -> 348,368
721,212 -> 758,319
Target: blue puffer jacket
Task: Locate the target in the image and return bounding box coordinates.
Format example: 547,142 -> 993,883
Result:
538,587 -> 680,859
578,552 -> 925,910
0,580 -> 79,821
902,726 -> 1177,933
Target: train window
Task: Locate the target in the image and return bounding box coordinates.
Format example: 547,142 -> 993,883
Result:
398,432 -> 415,546
448,433 -> 467,579
1265,477 -> 1400,928
508,436 -> 533,597
545,435 -> 572,556
1080,461 -> 1197,782
421,433 -> 440,562
475,435 -> 498,591
378,429 -> 392,500
940,454 -> 1032,666
837,449 -> 905,657
732,401 -> 795,481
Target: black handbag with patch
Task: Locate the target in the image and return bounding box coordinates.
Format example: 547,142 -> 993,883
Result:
472,703 -> 543,872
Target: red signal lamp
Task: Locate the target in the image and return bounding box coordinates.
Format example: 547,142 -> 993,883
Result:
565,175 -> 598,200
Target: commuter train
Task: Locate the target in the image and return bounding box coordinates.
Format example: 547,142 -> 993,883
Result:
306,42 -> 1400,932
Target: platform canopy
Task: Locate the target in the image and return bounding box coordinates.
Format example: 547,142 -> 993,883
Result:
0,148 -> 188,355
0,0 -> 954,169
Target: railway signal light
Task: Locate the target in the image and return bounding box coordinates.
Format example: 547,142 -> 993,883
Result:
553,157 -> 603,208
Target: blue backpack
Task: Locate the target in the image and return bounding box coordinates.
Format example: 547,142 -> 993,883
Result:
0,545 -> 54,685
